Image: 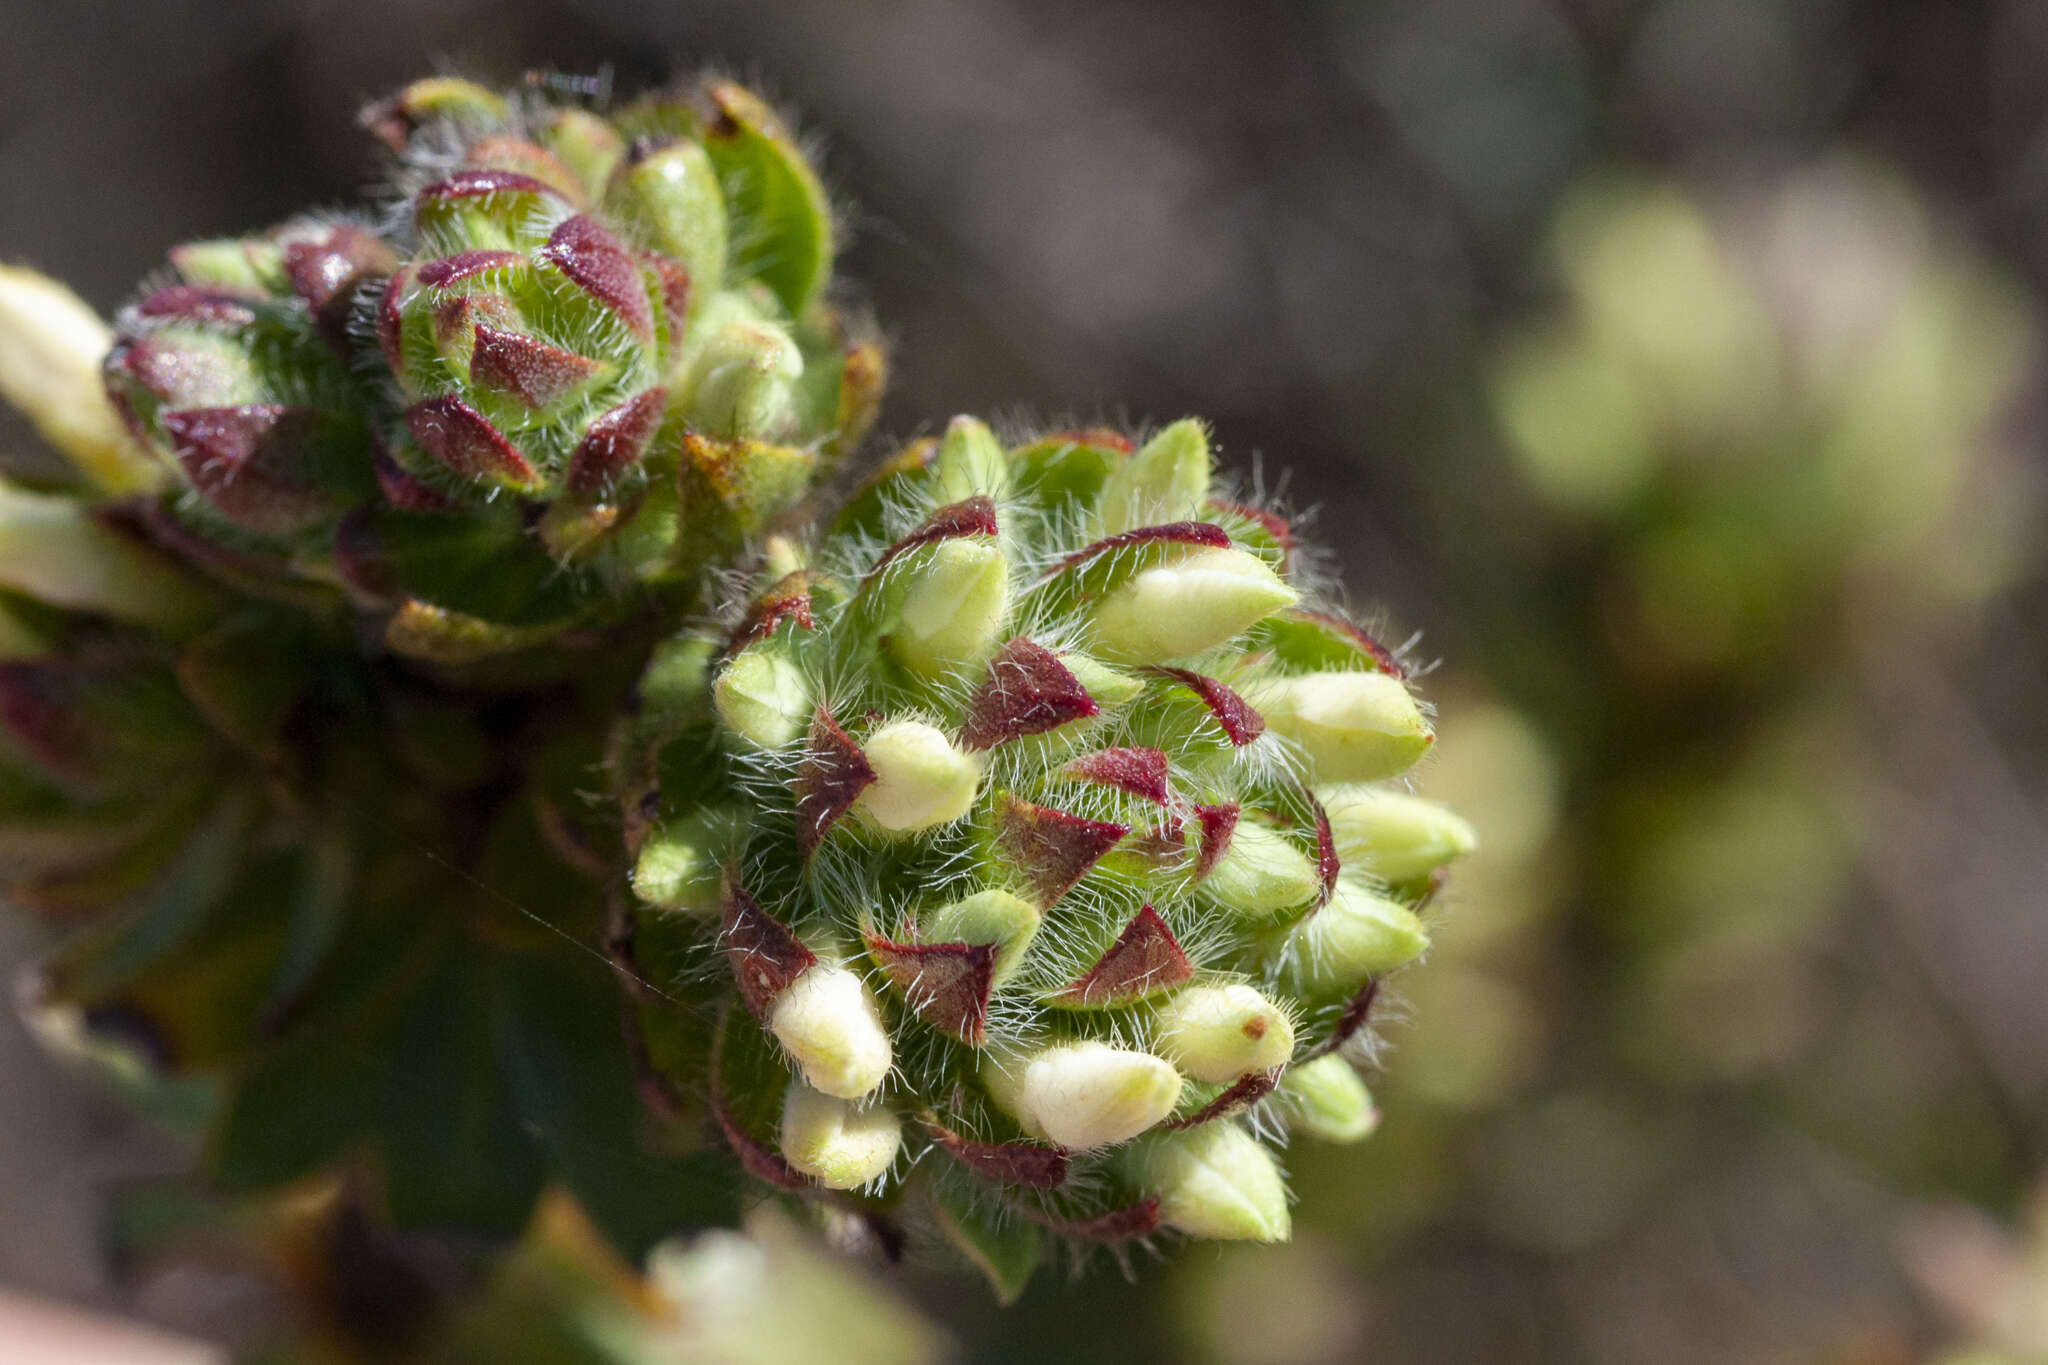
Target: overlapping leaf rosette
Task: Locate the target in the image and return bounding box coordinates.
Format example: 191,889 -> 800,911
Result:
0,71 -> 875,1258
615,417 -> 1472,1296
102,74 -> 879,666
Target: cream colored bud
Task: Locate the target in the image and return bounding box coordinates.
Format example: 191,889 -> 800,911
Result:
768,964 -> 893,1100
1252,670 -> 1433,782
1276,1054 -> 1379,1143
893,539 -> 1009,675
856,720 -> 980,832
1275,882 -> 1429,998
1091,545 -> 1297,664
713,648 -> 810,749
1319,786 -> 1476,883
0,267 -> 157,493
919,888 -> 1042,985
1095,418 -> 1211,535
1153,984 -> 1295,1083
981,1040 -> 1182,1150
1203,820 -> 1319,919
779,1080 -> 901,1189
935,414 -> 1009,500
1126,1124 -> 1290,1242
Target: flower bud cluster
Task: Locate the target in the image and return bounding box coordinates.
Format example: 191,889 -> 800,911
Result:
621,419 -> 1469,1289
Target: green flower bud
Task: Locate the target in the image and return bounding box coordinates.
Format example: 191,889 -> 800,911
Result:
0,267 -> 157,493
1096,419 -> 1210,536
891,539 -> 1010,676
1318,786 -> 1476,883
919,888 -> 1042,986
633,808 -> 745,914
768,963 -> 894,1100
678,318 -> 804,441
714,648 -> 812,749
1091,545 -> 1296,664
1203,819 -> 1320,919
856,720 -> 980,832
601,137 -> 727,297
982,1040 -> 1183,1150
1250,670 -> 1433,782
935,415 -> 1009,502
1276,1054 -> 1379,1143
1271,882 -> 1430,999
1152,983 -> 1295,1083
1126,1123 -> 1290,1242
779,1080 -> 901,1189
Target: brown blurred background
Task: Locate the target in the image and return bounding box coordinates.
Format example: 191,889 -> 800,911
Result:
4,2 -> 2047,1362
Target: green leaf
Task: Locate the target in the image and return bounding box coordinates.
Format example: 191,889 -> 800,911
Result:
699,81 -> 834,317
929,1181 -> 1043,1305
498,952 -> 742,1260
377,947 -> 546,1236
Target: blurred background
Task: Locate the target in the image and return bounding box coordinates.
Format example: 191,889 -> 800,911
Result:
4,1 -> 2048,1362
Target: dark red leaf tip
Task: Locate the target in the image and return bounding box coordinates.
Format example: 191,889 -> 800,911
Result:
792,708 -> 875,856
727,570 -> 817,652
416,168 -> 564,208
135,285 -> 259,327
1023,1197 -> 1161,1242
565,387 -> 666,495
961,637 -> 1098,752
1209,499 -> 1294,562
992,793 -> 1127,907
414,249 -> 527,290
1306,787 -> 1339,908
1147,667 -> 1265,747
864,935 -> 996,1044
469,324 -> 603,408
1046,520 -> 1230,578
719,878 -> 817,1019
922,1117 -> 1069,1187
1043,427 -> 1134,453
1309,980 -> 1381,1060
538,215 -> 653,340
1052,904 -> 1193,1006
872,496 -> 999,575
1191,802 -> 1240,883
402,396 -> 539,488
1294,608 -> 1406,678
372,447 -> 447,512
160,405 -> 329,533
1061,746 -> 1172,804
1164,1069 -> 1281,1129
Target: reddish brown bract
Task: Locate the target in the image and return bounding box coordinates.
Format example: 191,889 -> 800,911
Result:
991,793 -> 1127,906
792,708 -> 875,856
719,879 -> 817,1019
402,395 -> 540,488
1191,802 -> 1240,882
864,935 -> 997,1044
565,387 -> 667,494
1164,1069 -> 1281,1129
1045,520 -> 1230,578
872,496 -> 999,575
961,638 -> 1098,752
727,570 -> 817,651
1061,746 -> 1171,804
923,1118 -> 1069,1187
1147,667 -> 1265,747
538,215 -> 654,339
1052,904 -> 1193,1006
